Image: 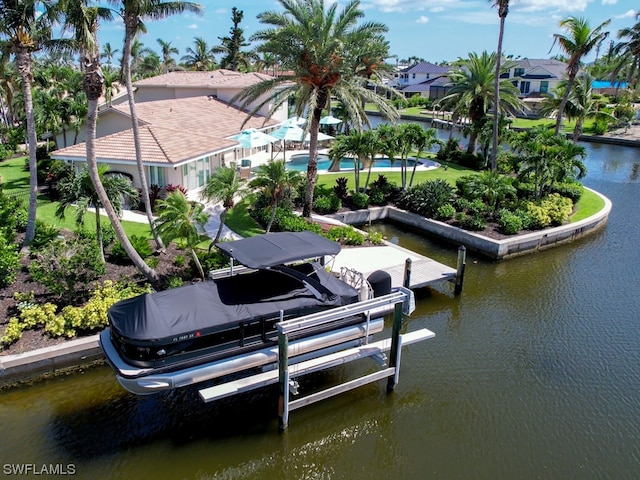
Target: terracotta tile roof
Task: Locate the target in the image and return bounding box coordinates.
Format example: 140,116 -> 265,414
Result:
133,70 -> 274,89
111,96 -> 278,137
52,125 -> 238,165
52,96 -> 278,165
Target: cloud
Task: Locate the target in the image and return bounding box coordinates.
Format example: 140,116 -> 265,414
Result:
615,9 -> 638,19
188,24 -> 198,29
362,0 -> 465,13
416,16 -> 429,24
513,0 -> 590,13
601,0 -> 617,4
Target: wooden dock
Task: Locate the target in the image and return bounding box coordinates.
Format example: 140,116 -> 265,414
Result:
329,245 -> 458,290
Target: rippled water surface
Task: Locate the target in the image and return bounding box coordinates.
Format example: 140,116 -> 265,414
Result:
1,140 -> 639,480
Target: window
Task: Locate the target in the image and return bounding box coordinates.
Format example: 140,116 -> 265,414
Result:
520,81 -> 530,95
148,166 -> 165,186
514,68 -> 525,77
412,73 -> 416,79
500,71 -> 510,79
540,81 -> 549,93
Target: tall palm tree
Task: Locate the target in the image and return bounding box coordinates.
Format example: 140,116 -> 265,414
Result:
62,0 -> 159,283
564,74 -> 614,142
233,0 -> 398,218
154,191 -> 209,279
438,51 -> 522,155
328,130 -> 376,193
101,41 -> 119,68
551,16 -> 610,135
408,126 -> 442,188
0,0 -> 61,246
249,160 -> 302,233
157,37 -> 178,73
108,0 -> 202,252
181,36 -> 216,71
201,166 -> 249,243
612,13 -> 640,92
56,165 -> 139,261
490,0 -> 510,172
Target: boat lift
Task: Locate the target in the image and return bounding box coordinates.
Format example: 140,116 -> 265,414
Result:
198,287 -> 434,430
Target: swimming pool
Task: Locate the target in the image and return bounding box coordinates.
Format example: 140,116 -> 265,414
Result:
286,154 -> 435,171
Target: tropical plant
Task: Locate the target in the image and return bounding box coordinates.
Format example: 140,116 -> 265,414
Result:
232,0 -> 399,217
108,0 -> 202,253
438,51 -> 522,155
213,7 -> 255,72
489,0 -> 510,172
457,171 -> 516,213
328,129 -> 381,193
181,36 -> 216,71
157,38 -> 178,73
154,191 -> 209,279
101,41 -> 119,68
202,166 -> 250,243
250,160 -> 303,233
611,13 -> 640,92
56,165 -> 139,261
62,0 -> 159,284
0,0 -> 62,246
404,124 -> 442,188
551,16 -> 611,135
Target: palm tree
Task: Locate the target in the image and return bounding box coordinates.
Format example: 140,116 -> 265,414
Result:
213,7 -> 255,72
233,0 -> 398,218
408,126 -> 442,188
490,0 -> 510,172
551,16 -> 610,135
108,0 -> 202,252
62,0 -> 159,284
0,0 -> 61,246
565,74 -> 614,142
249,160 -> 302,233
157,38 -> 178,73
612,13 -> 640,92
438,51 -> 522,155
181,36 -> 216,71
56,165 -> 139,261
328,130 -> 378,193
201,166 -> 249,243
154,191 -> 209,279
101,41 -> 119,68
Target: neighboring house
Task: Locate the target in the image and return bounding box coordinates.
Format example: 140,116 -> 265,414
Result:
393,62 -> 452,99
51,71 -> 286,200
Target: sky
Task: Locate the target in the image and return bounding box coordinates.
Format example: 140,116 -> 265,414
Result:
97,0 -> 639,65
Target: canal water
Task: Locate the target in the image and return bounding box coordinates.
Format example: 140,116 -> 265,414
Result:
0,140 -> 638,479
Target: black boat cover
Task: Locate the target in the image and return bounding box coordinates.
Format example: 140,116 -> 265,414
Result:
108,262 -> 358,343
216,231 -> 341,269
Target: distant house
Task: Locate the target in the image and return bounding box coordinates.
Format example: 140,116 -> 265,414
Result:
51,71 -> 286,200
501,58 -> 568,97
393,62 -> 452,99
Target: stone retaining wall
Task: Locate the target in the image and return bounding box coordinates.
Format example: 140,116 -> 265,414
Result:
327,188 -> 612,260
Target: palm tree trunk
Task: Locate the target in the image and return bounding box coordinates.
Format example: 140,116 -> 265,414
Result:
190,247 -> 205,279
303,104 -> 323,217
266,198 -> 278,233
123,20 -> 165,251
83,34 -> 159,285
16,47 -> 38,247
214,208 -> 228,243
555,74 -> 576,136
95,205 -> 105,263
491,15 -> 506,172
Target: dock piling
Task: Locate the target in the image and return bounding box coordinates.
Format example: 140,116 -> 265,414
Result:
454,246 -> 466,295
403,258 -> 412,288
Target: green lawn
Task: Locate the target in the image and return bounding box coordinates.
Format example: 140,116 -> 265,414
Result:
571,188 -> 605,223
0,156 -> 29,192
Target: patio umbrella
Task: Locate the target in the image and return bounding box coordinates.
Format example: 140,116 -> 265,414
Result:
319,115 -> 342,125
231,128 -> 278,148
303,131 -> 334,142
270,124 -> 307,161
282,116 -> 307,126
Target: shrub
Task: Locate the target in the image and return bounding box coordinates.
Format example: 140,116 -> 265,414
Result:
29,237 -> 106,302
399,179 -> 455,218
368,188 -> 386,206
333,177 -> 349,199
0,235 -> 20,288
313,194 -> 341,214
166,276 -> 184,289
497,209 -> 523,235
325,226 -> 365,246
0,144 -> 13,161
1,318 -> 24,346
279,215 -> 323,234
367,231 -> 384,245
520,202 -> 551,229
460,214 -> 487,231
30,220 -> 60,251
551,182 -> 584,203
75,223 -> 116,247
435,203 -> 456,221
147,256 -> 159,269
173,254 -> 186,267
352,192 -> 369,209
196,248 -> 230,274
111,234 -> 152,263
541,193 -> 573,225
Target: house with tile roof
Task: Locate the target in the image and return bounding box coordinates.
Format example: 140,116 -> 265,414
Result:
51,71 -> 286,200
